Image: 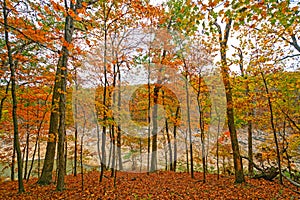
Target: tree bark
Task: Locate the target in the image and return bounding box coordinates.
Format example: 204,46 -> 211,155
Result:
3,0 -> 25,193
150,85 -> 159,172
214,20 -> 245,183
259,68 -> 283,184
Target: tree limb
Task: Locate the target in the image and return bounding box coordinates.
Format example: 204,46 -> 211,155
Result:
276,54 -> 300,62
281,171 -> 300,188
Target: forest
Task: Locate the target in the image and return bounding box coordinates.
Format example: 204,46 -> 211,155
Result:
0,0 -> 300,199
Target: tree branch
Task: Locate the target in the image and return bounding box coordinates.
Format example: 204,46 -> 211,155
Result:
0,21 -> 59,53
276,54 -> 300,62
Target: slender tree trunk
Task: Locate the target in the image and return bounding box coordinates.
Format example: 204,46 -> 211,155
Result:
215,20 -> 245,183
117,64 -> 123,170
150,85 -> 159,172
108,127 -> 112,169
64,134 -> 68,175
24,124 -> 30,180
185,130 -> 189,173
80,134 -> 84,191
139,138 -> 142,172
3,0 -> 25,192
165,119 -> 173,171
147,61 -> 151,174
111,125 -> 116,177
162,90 -> 173,171
74,70 -> 79,176
163,130 -> 168,170
197,73 -> 206,181
173,106 -> 179,172
38,140 -> 40,178
95,113 -> 102,169
216,115 -> 221,180
259,68 -> 283,184
0,80 -> 10,121
28,98 -> 49,180
74,127 -> 78,176
234,45 -> 254,177
100,26 -> 108,183
11,145 -> 15,181
183,63 -> 194,179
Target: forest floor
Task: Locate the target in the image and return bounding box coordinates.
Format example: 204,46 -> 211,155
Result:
0,171 -> 299,199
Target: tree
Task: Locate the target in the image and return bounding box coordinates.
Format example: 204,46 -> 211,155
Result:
2,0 -> 25,193
213,18 -> 245,183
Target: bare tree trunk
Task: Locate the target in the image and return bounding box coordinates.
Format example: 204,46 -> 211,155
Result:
3,0 -> 25,192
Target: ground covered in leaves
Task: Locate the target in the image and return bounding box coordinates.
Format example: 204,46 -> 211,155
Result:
0,171 -> 299,199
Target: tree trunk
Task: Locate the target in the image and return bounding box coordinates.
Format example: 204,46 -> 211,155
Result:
56,0 -> 82,189
197,73 -> 206,181
162,90 -> 173,171
215,20 -> 245,183
173,106 -> 180,172
259,68 -> 283,184
233,45 -> 254,177
39,0 -> 82,186
74,70 -> 79,176
216,114 -> 221,180
24,124 -> 30,180
0,80 -> 10,121
183,63 -> 194,179
147,59 -> 151,174
100,26 -> 108,182
80,134 -> 84,191
165,119 -> 173,171
150,85 -> 159,172
117,64 -> 123,170
27,98 -> 48,180
185,130 -> 189,173
3,0 -> 25,192
11,144 -> 15,181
